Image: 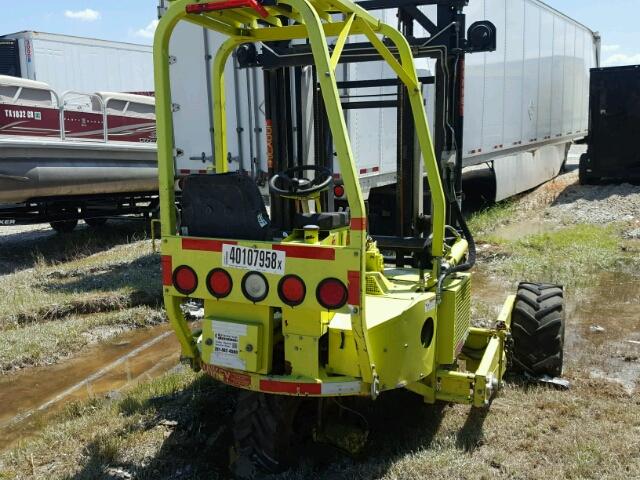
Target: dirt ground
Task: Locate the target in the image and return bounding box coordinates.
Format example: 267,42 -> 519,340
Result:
0,166 -> 639,480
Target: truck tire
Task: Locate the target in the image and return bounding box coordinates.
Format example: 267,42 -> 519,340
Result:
232,391 -> 303,479
50,219 -> 78,234
510,282 -> 565,377
85,217 -> 108,227
579,153 -> 599,185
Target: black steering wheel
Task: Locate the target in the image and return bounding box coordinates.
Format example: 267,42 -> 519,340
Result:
269,165 -> 333,198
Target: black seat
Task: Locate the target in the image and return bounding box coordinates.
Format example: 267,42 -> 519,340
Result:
181,173 -> 272,240
293,212 -> 350,230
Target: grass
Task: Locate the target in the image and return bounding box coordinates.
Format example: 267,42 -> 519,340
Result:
0,223 -> 165,371
483,223 -> 640,287
0,241 -> 162,330
467,200 -> 518,235
0,307 -> 165,372
0,370 -> 637,480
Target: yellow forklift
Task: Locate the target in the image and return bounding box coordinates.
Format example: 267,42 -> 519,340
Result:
154,0 -> 565,476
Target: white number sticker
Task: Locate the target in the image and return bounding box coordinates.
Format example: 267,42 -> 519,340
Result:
222,244 -> 286,275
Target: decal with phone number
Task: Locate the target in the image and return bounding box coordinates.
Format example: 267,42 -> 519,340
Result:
222,244 -> 285,275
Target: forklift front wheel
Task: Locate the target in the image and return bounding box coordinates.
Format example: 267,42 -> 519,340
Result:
510,282 -> 565,377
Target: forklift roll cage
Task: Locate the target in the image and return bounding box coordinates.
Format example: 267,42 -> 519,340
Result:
155,0 -> 446,256
154,0 -> 505,405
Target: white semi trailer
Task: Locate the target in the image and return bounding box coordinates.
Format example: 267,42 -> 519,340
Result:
0,31 -> 154,94
165,0 -> 599,205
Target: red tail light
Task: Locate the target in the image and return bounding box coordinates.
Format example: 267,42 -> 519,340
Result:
316,278 -> 348,310
173,265 -> 198,295
278,275 -> 306,306
333,185 -> 345,198
207,268 -> 232,299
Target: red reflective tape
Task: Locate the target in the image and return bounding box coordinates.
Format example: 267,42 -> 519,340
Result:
260,379 -> 322,395
372,166 -> 380,172
351,217 -> 367,231
182,238 -> 237,252
359,168 -> 368,174
161,255 -> 172,286
273,244 -> 335,260
186,0 -> 269,18
179,169 -> 191,174
348,270 -> 361,306
198,169 -> 208,174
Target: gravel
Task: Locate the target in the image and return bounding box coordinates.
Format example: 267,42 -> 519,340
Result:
547,182 -> 640,224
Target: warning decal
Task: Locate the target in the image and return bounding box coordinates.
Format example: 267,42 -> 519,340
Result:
211,321 -> 247,370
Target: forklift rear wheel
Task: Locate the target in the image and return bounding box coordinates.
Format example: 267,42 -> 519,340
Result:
510,282 -> 565,377
50,219 -> 78,234
85,217 -> 108,227
232,391 -> 305,479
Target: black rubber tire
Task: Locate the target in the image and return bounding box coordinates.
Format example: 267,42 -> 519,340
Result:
510,282 -> 565,377
84,217 -> 108,227
50,219 -> 78,234
232,392 -> 303,479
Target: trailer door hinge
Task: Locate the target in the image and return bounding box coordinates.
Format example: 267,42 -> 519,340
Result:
172,103 -> 181,112
168,55 -> 177,65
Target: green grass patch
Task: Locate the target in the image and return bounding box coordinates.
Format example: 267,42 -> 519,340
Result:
467,200 -> 518,236
487,224 -> 638,287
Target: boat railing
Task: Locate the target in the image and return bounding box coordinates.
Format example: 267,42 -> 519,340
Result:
59,91 -> 108,143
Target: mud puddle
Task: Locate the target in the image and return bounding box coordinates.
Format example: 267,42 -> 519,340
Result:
567,272 -> 640,393
472,267 -> 639,393
0,324 -> 180,451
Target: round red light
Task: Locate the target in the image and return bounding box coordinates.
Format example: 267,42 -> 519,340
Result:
333,185 -> 345,198
278,275 -> 306,306
316,278 -> 348,310
207,268 -> 232,298
173,265 -> 198,295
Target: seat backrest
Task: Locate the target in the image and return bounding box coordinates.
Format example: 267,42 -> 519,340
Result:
181,173 -> 271,240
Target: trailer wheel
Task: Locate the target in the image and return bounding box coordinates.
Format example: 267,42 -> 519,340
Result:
85,217 -> 108,227
50,219 -> 78,234
232,391 -> 304,479
510,282 -> 565,377
579,154 -> 599,185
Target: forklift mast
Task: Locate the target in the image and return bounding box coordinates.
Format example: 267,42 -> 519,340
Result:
242,0 -> 496,235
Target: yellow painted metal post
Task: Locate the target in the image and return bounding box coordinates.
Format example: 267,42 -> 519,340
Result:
153,4 -> 184,237
212,38 -> 243,173
154,0 -> 200,360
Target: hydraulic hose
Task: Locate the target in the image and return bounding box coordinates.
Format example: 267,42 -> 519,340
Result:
437,178 -> 477,295
446,197 -> 477,275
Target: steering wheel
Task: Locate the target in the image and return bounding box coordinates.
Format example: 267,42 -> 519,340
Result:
269,165 -> 333,198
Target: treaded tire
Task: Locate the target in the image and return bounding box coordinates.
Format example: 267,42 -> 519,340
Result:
50,219 -> 78,234
511,282 -> 565,377
232,391 -> 303,479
